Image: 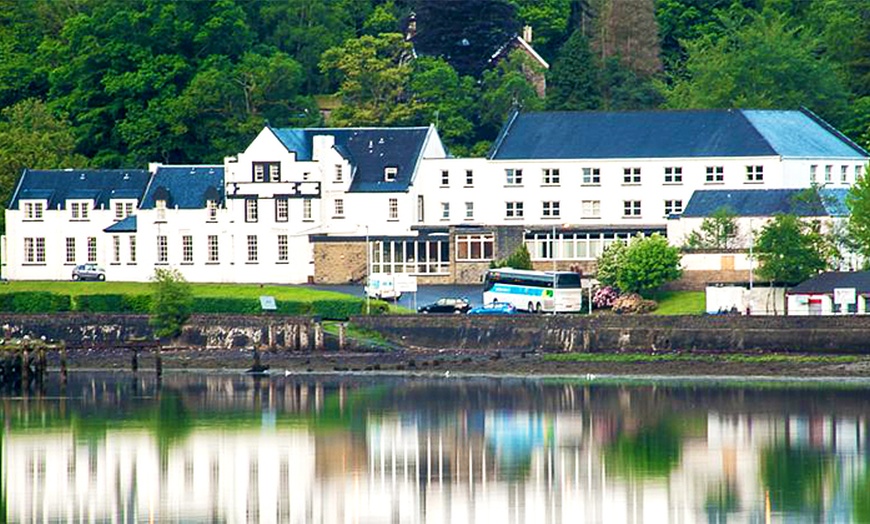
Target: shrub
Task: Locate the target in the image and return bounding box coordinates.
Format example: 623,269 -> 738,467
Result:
593,286 -> 618,309
75,294 -> 129,312
150,268 -> 193,340
0,292 -> 71,313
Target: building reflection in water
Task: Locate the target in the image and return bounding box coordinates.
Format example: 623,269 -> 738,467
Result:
2,374 -> 869,522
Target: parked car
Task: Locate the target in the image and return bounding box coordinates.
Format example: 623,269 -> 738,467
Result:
467,302 -> 518,315
418,297 -> 471,314
72,263 -> 106,281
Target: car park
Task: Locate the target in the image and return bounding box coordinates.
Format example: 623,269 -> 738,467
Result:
417,297 -> 471,314
71,263 -> 106,281
467,302 -> 518,315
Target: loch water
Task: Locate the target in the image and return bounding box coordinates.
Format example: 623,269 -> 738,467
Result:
3,372 -> 870,523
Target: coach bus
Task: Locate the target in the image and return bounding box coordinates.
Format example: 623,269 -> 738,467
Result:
483,268 -> 584,313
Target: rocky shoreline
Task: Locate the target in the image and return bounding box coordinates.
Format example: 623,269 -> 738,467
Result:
52,347 -> 870,379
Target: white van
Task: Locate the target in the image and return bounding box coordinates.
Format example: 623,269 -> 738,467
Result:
364,273 -> 401,300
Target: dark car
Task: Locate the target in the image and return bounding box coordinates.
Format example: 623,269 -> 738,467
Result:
467,302 -> 518,315
72,263 -> 106,281
417,297 -> 471,314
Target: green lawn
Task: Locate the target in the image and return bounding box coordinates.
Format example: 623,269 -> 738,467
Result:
0,281 -> 354,301
648,291 -> 705,315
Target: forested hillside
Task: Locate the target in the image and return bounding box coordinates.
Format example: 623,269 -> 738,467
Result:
1,0 -> 868,231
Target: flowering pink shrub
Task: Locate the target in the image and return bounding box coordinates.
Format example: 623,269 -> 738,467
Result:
592,286 -> 618,309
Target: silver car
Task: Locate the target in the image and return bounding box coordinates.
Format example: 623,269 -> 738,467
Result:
72,263 -> 106,281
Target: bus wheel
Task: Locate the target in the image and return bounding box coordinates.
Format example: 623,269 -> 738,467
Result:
527,302 -> 534,313
535,302 -> 543,313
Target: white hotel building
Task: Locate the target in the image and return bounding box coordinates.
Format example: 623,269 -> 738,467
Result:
3,109 -> 867,284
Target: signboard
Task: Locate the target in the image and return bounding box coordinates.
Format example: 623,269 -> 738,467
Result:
834,287 -> 856,306
259,295 -> 277,311
394,274 -> 418,293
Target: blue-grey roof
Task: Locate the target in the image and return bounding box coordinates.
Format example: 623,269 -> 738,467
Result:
104,215 -> 137,233
789,271 -> 870,294
9,169 -> 151,210
140,166 -> 224,210
681,188 -> 848,218
271,127 -> 430,192
489,109 -> 869,160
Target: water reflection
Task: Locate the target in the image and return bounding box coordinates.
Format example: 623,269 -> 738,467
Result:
3,373 -> 870,522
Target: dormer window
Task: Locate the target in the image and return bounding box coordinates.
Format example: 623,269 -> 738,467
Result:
70,201 -> 89,221
24,201 -> 44,221
335,164 -> 343,183
385,167 -> 398,182
156,200 -> 166,221
207,200 -> 218,221
114,202 -> 134,219
253,162 -> 280,182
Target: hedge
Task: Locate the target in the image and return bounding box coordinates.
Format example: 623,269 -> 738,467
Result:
0,292 -> 72,313
0,291 -> 388,318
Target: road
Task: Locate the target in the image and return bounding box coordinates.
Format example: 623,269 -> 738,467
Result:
309,284 -> 484,311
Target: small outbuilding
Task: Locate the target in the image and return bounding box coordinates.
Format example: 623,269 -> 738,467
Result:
787,271 -> 870,315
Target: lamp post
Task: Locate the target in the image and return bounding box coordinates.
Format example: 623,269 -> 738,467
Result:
365,225 -> 370,315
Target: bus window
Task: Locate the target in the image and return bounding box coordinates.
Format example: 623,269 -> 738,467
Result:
555,273 -> 582,288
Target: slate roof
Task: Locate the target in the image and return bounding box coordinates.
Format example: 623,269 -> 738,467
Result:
104,215 -> 137,233
489,109 -> 869,160
270,127 -> 430,192
681,188 -> 849,218
9,169 -> 150,210
789,271 -> 870,294
140,166 -> 224,210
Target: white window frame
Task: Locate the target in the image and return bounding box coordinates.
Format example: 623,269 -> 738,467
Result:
465,170 -> 474,187
157,235 -> 168,264
824,165 -> 832,183
623,167 -> 641,185
582,200 -> 600,219
65,237 -> 76,264
706,166 -> 724,184
810,165 -> 817,184
465,202 -> 474,220
385,167 -> 398,182
440,202 -> 450,220
542,201 -> 561,218
275,198 -> 289,222
182,235 -> 193,264
455,233 -> 494,261
207,200 -> 218,221
247,235 -> 258,263
245,199 -> 258,222
23,237 -> 46,264
303,199 -> 312,221
542,168 -> 560,186
664,199 -> 683,216
841,165 -> 849,184
112,235 -> 121,264
87,237 -> 97,263
277,234 -> 289,262
505,168 -> 523,186
334,199 -> 344,218
582,167 -> 600,185
623,200 -> 641,218
440,170 -> 449,187
24,201 -> 44,221
388,198 -> 399,220
505,201 -> 524,219
129,236 -> 137,264
334,164 -> 343,183
745,165 -> 763,183
664,167 -> 682,184
207,235 -> 219,263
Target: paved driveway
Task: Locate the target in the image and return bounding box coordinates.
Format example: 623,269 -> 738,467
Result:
310,284 -> 484,311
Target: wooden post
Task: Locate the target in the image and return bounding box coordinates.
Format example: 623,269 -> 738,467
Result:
155,346 -> 163,377
37,347 -> 46,383
60,342 -> 68,385
21,348 -> 29,385
338,323 -> 347,351
131,349 -> 139,372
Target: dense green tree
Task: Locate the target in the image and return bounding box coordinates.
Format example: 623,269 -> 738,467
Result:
363,1 -> 400,35
491,244 -> 533,270
662,9 -> 849,124
616,234 -> 682,295
0,99 -> 89,234
546,30 -> 601,110
684,207 -> 739,249
149,268 -> 194,341
479,49 -> 545,136
846,166 -> 870,261
599,57 -> 663,110
596,234 -> 681,294
754,214 -> 829,285
408,57 -> 478,153
413,0 -> 520,78
320,33 -> 417,126
512,0 -> 572,58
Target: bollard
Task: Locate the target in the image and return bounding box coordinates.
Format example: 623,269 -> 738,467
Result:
338,323 -> 347,351
299,325 -> 309,351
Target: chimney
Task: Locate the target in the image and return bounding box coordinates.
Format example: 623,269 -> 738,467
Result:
523,25 -> 532,43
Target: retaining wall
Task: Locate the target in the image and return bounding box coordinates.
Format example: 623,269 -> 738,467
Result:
0,314 -> 322,350
351,314 -> 870,353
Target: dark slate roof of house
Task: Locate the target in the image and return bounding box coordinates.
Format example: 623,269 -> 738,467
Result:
8,169 -> 151,210
681,188 -> 849,218
489,109 -> 869,160
789,271 -> 870,294
140,166 -> 224,210
104,215 -> 137,233
270,127 -> 430,192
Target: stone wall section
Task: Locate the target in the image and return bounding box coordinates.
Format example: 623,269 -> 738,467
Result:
313,241 -> 366,284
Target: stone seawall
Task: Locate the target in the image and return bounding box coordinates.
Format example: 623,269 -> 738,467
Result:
0,313 -> 322,351
351,315 -> 870,353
